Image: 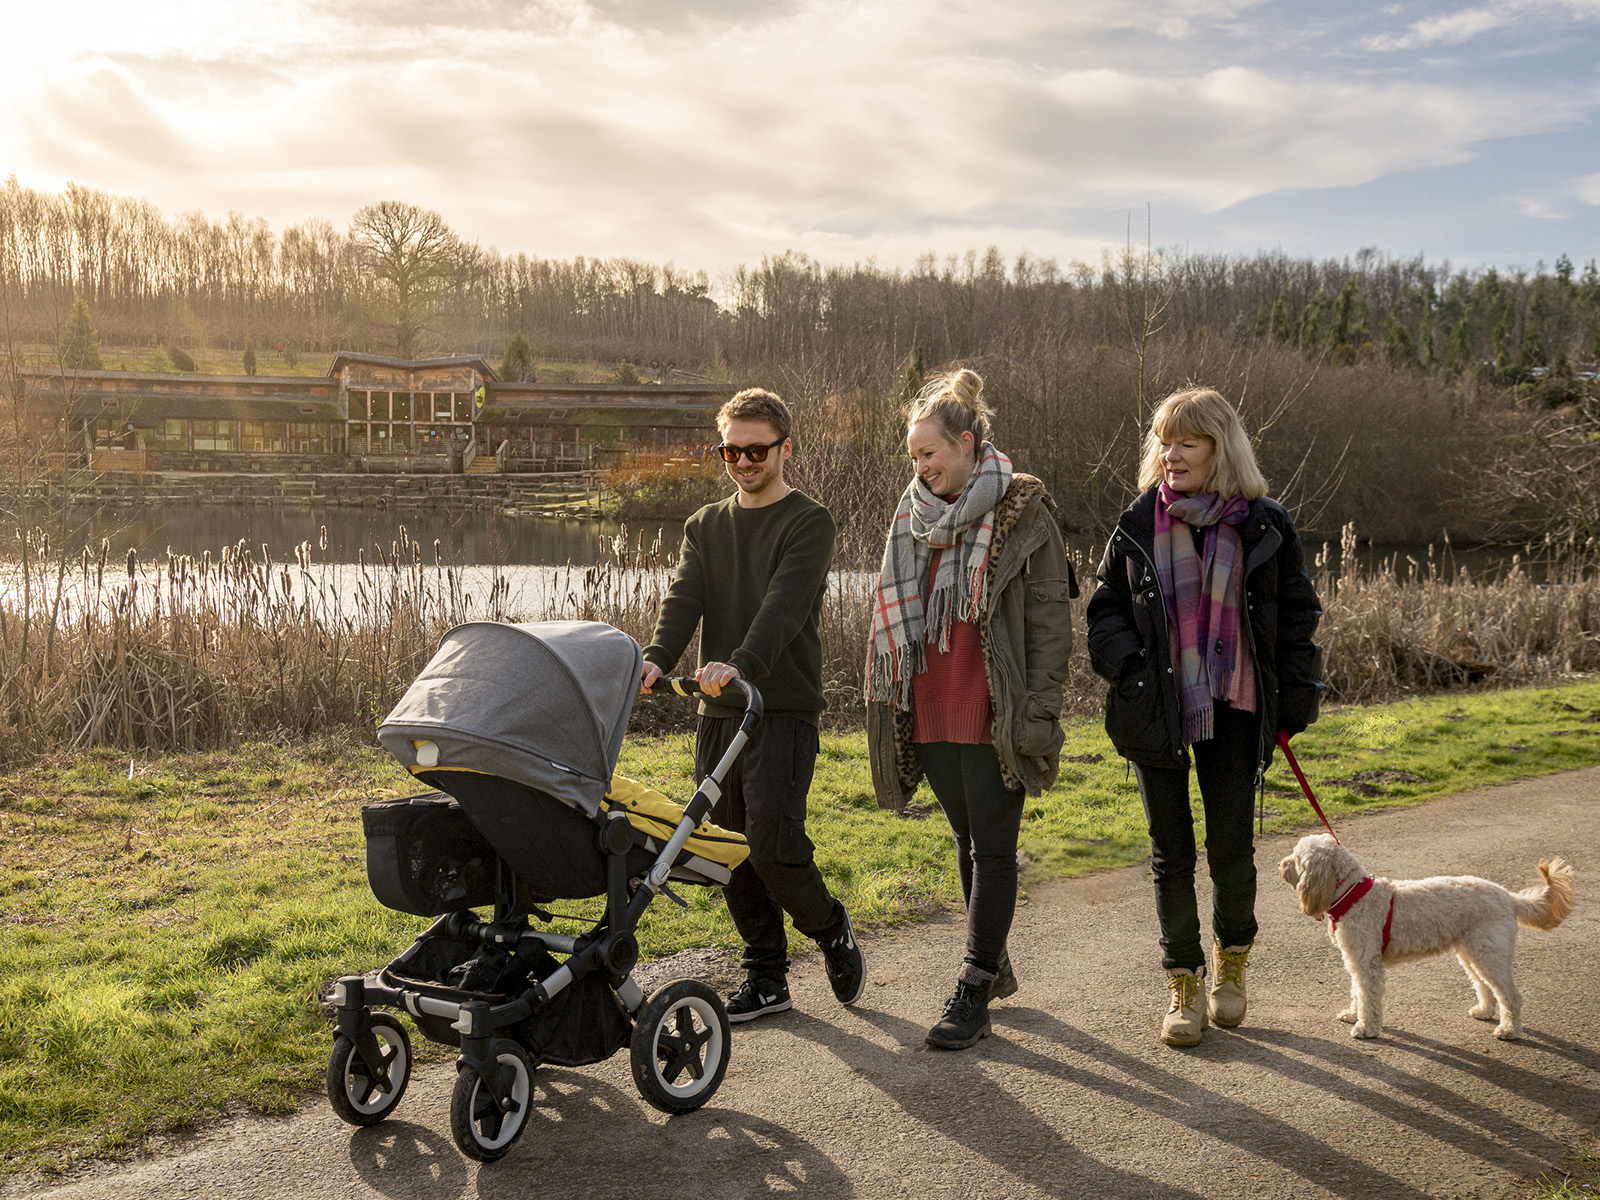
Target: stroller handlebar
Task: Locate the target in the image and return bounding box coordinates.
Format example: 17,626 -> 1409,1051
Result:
642,676 -> 763,721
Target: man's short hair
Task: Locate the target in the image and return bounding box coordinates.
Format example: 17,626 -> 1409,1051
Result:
717,388 -> 791,439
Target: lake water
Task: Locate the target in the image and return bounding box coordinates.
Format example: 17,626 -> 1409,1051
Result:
1,504 -> 687,618
10,502 -> 1573,584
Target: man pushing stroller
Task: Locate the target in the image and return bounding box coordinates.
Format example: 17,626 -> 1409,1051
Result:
640,388 -> 867,1022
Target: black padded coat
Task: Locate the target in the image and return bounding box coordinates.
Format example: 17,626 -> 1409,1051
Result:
1086,485 -> 1324,774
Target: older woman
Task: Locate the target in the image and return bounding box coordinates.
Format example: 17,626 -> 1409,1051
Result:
867,368 -> 1075,1051
1087,387 -> 1323,1047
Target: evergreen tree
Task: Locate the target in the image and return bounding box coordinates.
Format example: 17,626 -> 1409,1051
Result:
167,344 -> 196,373
1420,289 -> 1437,369
1383,314 -> 1414,366
1268,295 -> 1291,341
500,332 -> 533,381
903,345 -> 926,397
1297,290 -> 1328,350
1445,316 -> 1474,374
1493,313 -> 1512,378
1329,276 -> 1368,353
58,297 -> 103,370
1518,328 -> 1548,372
243,338 -> 257,376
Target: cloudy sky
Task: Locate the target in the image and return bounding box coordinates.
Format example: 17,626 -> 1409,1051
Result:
3,0 -> 1598,275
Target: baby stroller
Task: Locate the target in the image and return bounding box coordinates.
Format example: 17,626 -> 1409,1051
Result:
325,620 -> 761,1162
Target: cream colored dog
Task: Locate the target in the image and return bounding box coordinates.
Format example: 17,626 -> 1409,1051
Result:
1277,834 -> 1573,1040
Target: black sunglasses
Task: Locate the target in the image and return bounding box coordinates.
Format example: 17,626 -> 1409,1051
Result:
716,436 -> 786,464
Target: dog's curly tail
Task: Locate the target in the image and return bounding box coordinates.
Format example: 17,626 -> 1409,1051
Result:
1512,857 -> 1574,931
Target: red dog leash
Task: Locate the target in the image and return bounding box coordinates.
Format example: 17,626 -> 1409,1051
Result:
1279,731 -> 1395,952
1276,729 -> 1340,842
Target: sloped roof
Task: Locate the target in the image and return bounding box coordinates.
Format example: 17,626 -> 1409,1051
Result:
327,352 -> 499,381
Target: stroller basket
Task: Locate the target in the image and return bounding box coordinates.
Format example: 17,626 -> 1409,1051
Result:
361,778 -> 750,917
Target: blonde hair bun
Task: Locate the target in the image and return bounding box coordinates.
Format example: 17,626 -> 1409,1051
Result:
949,368 -> 984,407
907,367 -> 994,447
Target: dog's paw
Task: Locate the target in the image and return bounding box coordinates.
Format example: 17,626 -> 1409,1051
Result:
1468,1003 -> 1499,1021
1351,1021 -> 1381,1039
1494,1024 -> 1523,1041
1337,1007 -> 1357,1024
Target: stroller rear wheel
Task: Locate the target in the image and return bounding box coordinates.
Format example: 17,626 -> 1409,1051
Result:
450,1039 -> 534,1162
326,1013 -> 412,1126
630,979 -> 731,1114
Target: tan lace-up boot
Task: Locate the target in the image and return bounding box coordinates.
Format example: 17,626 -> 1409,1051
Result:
1209,943 -> 1252,1028
1161,966 -> 1207,1046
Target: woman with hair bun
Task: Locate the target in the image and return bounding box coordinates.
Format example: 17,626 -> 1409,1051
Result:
866,367 -> 1075,1050
1087,387 -> 1323,1047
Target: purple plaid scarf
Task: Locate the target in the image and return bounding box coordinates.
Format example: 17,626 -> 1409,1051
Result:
1154,482 -> 1255,745
865,444 -> 1012,710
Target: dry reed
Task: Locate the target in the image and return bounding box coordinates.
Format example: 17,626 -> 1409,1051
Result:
1,523 -> 1595,763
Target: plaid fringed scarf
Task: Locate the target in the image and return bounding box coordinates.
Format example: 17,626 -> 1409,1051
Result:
865,444 -> 1013,710
1154,482 -> 1256,745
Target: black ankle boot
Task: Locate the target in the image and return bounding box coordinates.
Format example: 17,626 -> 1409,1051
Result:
926,978 -> 991,1050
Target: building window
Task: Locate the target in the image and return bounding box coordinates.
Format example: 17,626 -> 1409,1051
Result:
454,393 -> 471,422
350,390 -> 369,419
392,392 -> 411,421
192,420 -> 237,452
290,422 -> 329,453
152,419 -> 187,450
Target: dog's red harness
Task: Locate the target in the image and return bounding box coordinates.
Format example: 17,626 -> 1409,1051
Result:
1326,876 -> 1395,953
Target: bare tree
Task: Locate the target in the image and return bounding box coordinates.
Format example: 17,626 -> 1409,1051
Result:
348,201 -> 458,357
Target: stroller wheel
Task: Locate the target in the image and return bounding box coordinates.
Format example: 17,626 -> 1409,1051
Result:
326,1013 -> 412,1126
450,1040 -> 534,1163
630,979 -> 731,1114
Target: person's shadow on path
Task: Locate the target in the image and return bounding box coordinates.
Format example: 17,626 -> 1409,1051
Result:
784,1001 -> 1447,1200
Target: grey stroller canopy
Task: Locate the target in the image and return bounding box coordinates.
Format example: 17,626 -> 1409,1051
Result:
378,620 -> 643,818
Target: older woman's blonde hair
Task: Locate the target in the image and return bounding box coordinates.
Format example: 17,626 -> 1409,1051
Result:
1137,387 -> 1268,500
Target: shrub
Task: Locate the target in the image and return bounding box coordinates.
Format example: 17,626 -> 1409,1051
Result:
58,298 -> 103,371
166,344 -> 196,373
501,333 -> 533,381
603,451 -> 727,520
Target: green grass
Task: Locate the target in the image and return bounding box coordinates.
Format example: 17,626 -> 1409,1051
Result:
1522,1139 -> 1600,1199
2,682 -> 1599,1172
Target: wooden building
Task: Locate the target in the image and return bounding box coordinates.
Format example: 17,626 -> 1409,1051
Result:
20,354 -> 734,473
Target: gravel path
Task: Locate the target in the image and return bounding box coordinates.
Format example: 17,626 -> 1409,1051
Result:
8,768 -> 1598,1200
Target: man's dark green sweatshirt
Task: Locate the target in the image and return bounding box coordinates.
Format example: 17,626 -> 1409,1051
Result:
643,489 -> 837,723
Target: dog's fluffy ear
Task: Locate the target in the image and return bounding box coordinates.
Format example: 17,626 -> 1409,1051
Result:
1293,835 -> 1347,918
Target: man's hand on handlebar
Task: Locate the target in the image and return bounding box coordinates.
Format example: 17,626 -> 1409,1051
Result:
694,661 -> 741,698
639,661 -> 664,694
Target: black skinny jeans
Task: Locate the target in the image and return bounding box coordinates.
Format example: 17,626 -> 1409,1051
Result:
695,713 -> 845,977
1133,703 -> 1260,972
919,741 -> 1025,977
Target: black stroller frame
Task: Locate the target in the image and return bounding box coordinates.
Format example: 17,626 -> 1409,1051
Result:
327,628 -> 761,1163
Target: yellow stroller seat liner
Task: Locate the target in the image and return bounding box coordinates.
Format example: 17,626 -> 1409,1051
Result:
604,775 -> 750,871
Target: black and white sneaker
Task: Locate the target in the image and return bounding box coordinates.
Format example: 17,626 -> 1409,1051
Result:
725,975 -> 792,1023
822,909 -> 867,1006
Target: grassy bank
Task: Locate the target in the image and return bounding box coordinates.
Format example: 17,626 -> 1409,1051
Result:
2,681 -> 1598,1172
